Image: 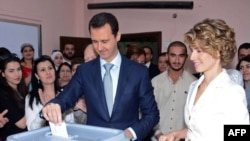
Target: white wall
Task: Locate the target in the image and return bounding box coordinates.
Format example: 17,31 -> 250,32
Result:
0,21 -> 40,59
82,0 -> 250,72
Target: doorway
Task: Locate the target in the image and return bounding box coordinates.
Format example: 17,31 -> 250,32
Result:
119,31 -> 162,64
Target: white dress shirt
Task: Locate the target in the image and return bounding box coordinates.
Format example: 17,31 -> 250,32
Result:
100,52 -> 121,102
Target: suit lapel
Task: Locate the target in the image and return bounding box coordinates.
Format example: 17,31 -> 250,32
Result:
112,56 -> 129,115
92,58 -> 110,118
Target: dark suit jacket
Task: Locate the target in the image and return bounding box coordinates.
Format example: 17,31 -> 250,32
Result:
148,63 -> 160,79
50,55 -> 159,141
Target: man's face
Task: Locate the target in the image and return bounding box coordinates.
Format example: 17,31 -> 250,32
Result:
143,48 -> 152,63
238,48 -> 250,60
90,23 -> 120,62
167,46 -> 187,71
84,44 -> 98,62
63,44 -> 75,60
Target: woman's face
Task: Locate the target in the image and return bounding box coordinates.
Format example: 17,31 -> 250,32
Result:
59,65 -> 72,82
136,54 -> 146,64
72,64 -> 80,76
239,60 -> 250,82
22,46 -> 34,60
190,47 -> 219,73
2,61 -> 22,88
130,54 -> 145,64
158,55 -> 168,72
53,54 -> 63,67
35,61 -> 55,85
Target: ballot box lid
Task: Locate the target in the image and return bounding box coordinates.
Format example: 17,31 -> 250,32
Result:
7,123 -> 129,141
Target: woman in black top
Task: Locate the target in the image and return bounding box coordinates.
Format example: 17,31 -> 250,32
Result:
0,54 -> 27,141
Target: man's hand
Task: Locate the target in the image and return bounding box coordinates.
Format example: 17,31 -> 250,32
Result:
124,129 -> 133,140
0,109 -> 9,128
42,103 -> 62,124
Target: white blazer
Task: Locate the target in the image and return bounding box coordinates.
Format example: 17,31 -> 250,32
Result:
184,69 -> 249,141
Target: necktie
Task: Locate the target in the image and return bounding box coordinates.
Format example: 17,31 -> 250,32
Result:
103,63 -> 114,116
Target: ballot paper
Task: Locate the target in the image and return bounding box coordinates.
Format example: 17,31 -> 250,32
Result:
49,121 -> 69,138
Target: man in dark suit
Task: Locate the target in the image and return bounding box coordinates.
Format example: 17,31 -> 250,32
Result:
42,12 -> 159,141
143,46 -> 160,79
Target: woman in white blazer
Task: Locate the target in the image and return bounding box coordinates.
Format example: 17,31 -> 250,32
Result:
159,18 -> 249,141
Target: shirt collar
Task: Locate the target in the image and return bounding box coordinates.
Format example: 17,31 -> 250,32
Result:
100,52 -> 121,69
145,62 -> 150,68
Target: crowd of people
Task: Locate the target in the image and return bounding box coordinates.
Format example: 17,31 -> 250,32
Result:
0,12 -> 250,141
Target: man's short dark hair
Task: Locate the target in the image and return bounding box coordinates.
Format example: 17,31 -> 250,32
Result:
142,46 -> 154,55
238,42 -> 250,54
88,12 -> 119,36
167,41 -> 187,53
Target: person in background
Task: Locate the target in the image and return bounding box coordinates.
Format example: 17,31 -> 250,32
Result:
62,43 -> 75,64
136,53 -> 146,64
0,47 -> 11,141
41,12 -> 159,141
70,57 -> 87,124
83,43 -> 98,62
20,43 -> 34,93
57,62 -> 72,91
25,55 -> 74,130
151,41 -> 197,140
159,18 -> 249,141
236,55 -> 250,115
143,46 -> 160,79
71,57 -> 84,75
157,52 -> 168,73
0,54 -> 27,141
237,42 -> 250,118
238,42 -> 250,61
50,50 -> 63,70
125,43 -> 146,64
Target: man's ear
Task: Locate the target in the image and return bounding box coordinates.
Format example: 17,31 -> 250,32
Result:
116,31 -> 121,42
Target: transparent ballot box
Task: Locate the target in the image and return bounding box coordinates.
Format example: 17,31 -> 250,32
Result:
7,123 -> 129,141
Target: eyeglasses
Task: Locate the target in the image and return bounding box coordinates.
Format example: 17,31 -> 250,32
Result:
0,53 -> 18,61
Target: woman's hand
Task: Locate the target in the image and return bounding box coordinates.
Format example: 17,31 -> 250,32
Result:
158,132 -> 175,141
0,109 -> 9,128
74,97 -> 87,113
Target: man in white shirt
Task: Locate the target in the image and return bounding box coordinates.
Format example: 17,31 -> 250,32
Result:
151,41 -> 197,140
